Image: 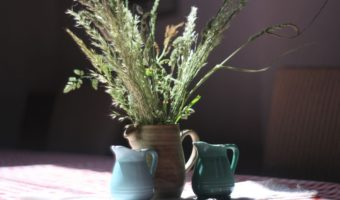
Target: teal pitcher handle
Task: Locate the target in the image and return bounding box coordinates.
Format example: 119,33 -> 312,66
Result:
224,144 -> 239,174
143,149 -> 158,176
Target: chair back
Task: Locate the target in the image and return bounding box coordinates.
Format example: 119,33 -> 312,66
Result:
263,67 -> 340,182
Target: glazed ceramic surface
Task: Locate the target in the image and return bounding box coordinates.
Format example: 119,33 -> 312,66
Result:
192,141 -> 239,199
110,145 -> 158,200
124,125 -> 199,199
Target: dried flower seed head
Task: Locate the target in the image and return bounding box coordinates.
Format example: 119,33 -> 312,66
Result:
164,22 -> 184,51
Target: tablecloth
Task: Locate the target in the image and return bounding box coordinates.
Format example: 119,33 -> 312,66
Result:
1,150 -> 339,200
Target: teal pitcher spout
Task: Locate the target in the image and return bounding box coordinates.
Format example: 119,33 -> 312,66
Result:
193,141 -> 209,153
193,141 -> 236,158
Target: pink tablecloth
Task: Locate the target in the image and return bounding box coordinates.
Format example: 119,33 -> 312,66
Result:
0,150 -> 339,200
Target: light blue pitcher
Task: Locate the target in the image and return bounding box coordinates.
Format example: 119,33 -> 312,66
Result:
110,145 -> 158,200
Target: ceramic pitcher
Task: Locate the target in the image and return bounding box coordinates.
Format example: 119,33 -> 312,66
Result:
124,125 -> 199,198
110,145 -> 158,200
191,141 -> 239,199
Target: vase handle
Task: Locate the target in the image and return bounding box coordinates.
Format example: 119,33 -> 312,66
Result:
180,129 -> 200,173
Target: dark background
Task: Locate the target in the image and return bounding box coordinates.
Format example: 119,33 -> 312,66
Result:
1,0 -> 339,179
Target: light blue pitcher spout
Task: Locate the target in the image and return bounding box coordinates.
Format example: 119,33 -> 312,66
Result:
111,145 -> 140,161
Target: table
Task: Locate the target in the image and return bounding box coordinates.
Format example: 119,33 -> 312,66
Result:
1,150 -> 339,200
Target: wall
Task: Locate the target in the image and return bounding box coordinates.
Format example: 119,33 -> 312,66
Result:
167,0 -> 340,173
0,0 -> 339,175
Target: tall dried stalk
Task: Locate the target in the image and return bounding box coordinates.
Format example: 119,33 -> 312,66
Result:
64,0 -> 310,127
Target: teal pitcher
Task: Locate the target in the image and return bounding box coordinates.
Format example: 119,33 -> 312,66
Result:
192,141 -> 239,199
110,145 -> 158,200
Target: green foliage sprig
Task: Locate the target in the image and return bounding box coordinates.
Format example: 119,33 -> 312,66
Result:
64,0 -> 301,127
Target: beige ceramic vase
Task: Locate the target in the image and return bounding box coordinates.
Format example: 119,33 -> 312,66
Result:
124,125 -> 199,199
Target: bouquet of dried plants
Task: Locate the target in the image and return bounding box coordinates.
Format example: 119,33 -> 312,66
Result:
64,0 -> 302,127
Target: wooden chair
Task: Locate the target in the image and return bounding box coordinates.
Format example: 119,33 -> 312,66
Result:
263,67 -> 340,182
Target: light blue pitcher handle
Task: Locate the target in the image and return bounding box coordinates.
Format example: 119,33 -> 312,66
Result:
143,149 -> 158,176
223,144 -> 239,174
